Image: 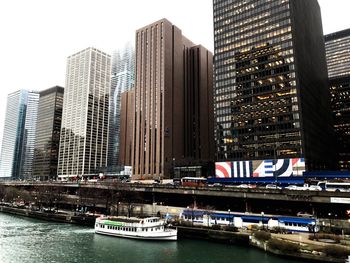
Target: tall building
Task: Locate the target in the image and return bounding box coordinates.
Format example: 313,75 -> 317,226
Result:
57,48 -> 111,178
33,86 -> 64,180
108,43 -> 135,172
21,92 -> 40,179
0,90 -> 39,179
325,29 -> 350,170
132,19 -> 214,179
119,90 -> 134,166
325,29 -> 350,79
213,0 -> 335,170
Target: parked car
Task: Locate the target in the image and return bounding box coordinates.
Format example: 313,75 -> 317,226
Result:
284,184 -> 308,190
209,183 -> 222,187
153,179 -> 161,184
284,185 -> 299,190
173,178 -> 181,185
234,184 -> 255,189
297,212 -> 314,218
265,184 -> 282,190
308,185 -> 322,191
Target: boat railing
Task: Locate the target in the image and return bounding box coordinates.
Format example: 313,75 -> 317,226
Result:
99,219 -> 166,228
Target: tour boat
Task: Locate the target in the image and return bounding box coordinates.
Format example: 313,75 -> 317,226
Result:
94,216 -> 177,241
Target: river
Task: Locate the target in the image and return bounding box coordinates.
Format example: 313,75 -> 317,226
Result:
0,213 -> 305,263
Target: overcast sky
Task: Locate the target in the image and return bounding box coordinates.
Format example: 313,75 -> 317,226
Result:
0,0 -> 349,149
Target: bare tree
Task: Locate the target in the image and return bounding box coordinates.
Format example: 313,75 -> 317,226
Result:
4,187 -> 20,203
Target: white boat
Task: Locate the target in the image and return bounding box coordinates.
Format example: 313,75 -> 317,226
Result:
94,216 -> 177,241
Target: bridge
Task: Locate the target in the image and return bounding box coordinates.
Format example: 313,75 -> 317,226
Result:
0,180 -> 349,225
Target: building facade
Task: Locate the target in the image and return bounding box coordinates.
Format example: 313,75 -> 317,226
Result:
132,19 -> 214,179
33,86 -> 64,180
119,90 -> 134,166
325,29 -> 350,170
108,43 -> 135,172
58,48 -> 111,178
213,0 -> 335,170
0,90 -> 39,179
21,91 -> 40,178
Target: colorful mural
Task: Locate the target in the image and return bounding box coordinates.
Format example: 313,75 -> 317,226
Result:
215,158 -> 305,178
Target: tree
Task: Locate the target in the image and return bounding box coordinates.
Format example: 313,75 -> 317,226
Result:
4,187 -> 19,202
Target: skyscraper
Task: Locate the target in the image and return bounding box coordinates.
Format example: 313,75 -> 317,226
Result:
0,90 -> 39,179
108,43 -> 135,172
132,19 -> 214,179
57,47 -> 111,178
21,91 -> 40,179
325,29 -> 350,79
213,0 -> 335,170
325,29 -> 350,170
33,86 -> 64,180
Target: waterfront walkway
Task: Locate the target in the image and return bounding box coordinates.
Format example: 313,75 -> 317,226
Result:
273,233 -> 328,247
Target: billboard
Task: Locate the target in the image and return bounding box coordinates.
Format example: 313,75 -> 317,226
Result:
215,158 -> 305,179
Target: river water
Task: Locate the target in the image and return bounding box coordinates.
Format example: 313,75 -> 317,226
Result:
0,213 -> 305,263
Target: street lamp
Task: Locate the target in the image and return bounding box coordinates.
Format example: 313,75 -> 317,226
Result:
261,212 -> 265,230
228,209 -> 231,226
172,158 -> 176,178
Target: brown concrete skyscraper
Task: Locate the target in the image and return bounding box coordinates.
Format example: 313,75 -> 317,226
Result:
132,19 -> 214,179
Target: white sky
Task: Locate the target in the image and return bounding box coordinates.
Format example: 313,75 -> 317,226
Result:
0,0 -> 349,149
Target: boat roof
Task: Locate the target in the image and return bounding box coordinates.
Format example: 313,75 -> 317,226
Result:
99,216 -> 160,223
101,216 -> 140,223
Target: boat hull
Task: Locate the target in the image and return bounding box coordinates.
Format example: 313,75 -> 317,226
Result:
95,229 -> 177,241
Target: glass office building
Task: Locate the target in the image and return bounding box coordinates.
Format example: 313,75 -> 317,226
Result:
0,90 -> 39,179
33,86 -> 64,180
213,0 -> 335,170
58,48 -> 111,178
325,29 -> 350,170
21,91 -> 40,178
325,29 -> 350,78
108,43 -> 135,172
